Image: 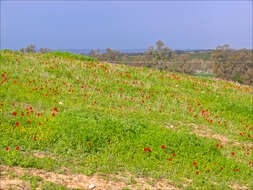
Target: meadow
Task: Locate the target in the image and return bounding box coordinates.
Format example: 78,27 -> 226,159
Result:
0,50 -> 252,190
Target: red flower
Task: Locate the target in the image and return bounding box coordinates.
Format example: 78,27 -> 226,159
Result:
206,169 -> 210,173
216,144 -> 219,147
27,121 -> 31,124
168,158 -> 172,161
242,146 -> 245,149
196,170 -> 199,174
54,107 -> 58,112
144,148 -> 151,152
249,162 -> 252,165
193,162 -> 197,166
16,122 -> 19,126
161,145 -> 166,149
88,142 -> 92,146
34,138 -> 37,141
5,147 -> 9,151
13,112 -> 17,116
235,168 -> 239,172
16,146 -> 20,150
232,152 -> 235,156
172,153 -> 176,157
52,113 -> 55,116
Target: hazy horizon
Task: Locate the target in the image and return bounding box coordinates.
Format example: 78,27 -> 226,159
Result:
1,1 -> 252,50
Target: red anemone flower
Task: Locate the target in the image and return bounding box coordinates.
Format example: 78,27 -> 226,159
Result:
144,148 -> 151,152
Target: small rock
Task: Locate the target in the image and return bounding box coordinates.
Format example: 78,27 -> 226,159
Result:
88,184 -> 95,189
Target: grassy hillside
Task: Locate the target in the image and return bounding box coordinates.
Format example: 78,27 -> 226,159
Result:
0,50 -> 252,190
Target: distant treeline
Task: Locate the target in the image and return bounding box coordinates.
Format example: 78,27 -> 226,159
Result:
19,42 -> 253,85
86,41 -> 252,85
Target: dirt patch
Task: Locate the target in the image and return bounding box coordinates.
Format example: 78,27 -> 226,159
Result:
107,172 -> 179,190
0,177 -> 31,190
231,183 -> 250,190
193,128 -> 229,144
193,127 -> 253,148
31,152 -> 57,160
0,165 -> 179,190
188,122 -> 230,145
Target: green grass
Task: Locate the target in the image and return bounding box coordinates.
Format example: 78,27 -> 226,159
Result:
0,50 -> 252,189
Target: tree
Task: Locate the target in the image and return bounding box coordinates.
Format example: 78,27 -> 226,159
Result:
143,46 -> 154,67
19,44 -> 36,53
156,40 -> 165,51
89,49 -> 96,57
25,44 -> 36,53
211,44 -> 233,78
176,54 -> 191,73
40,48 -> 51,53
212,44 -> 253,85
152,40 -> 175,70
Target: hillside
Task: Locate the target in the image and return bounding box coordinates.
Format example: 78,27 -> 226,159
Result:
0,50 -> 252,190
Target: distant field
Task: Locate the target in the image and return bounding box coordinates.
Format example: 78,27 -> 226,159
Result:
0,50 -> 252,190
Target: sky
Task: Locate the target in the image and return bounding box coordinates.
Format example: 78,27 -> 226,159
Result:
0,0 -> 252,50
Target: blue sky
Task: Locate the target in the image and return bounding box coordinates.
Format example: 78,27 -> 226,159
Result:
0,0 -> 252,50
